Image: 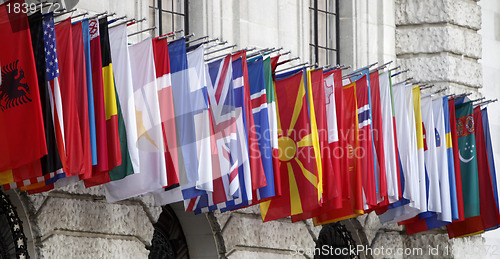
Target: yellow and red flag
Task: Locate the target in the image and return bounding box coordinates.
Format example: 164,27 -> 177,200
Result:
259,70 -> 321,222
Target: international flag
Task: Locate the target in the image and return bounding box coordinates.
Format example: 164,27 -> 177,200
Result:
259,70 -> 322,222
313,81 -> 364,225
447,104 -> 500,237
82,19 -> 98,166
482,108 -> 499,215
108,24 -> 140,175
290,68 -> 338,222
354,75 -> 377,208
404,96 -> 455,234
154,43 -> 217,206
88,18 -> 109,177
369,71 -> 388,206
247,56 -> 275,202
27,12 -> 63,177
183,54 -> 240,212
448,98 -> 465,221
421,95 -> 442,215
71,21 -> 92,179
168,38 -> 202,198
378,71 -> 399,203
0,0 -> 47,179
54,18 -> 84,177
232,51 -> 267,191
193,56 -> 252,213
332,69 -> 349,200
378,84 -> 421,224
412,87 -> 427,213
1,11 -> 62,189
263,56 -> 281,198
443,97 -> 459,221
152,36 -> 179,187
104,38 -> 167,203
84,17 -> 123,187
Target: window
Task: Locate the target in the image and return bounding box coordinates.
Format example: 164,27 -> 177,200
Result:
149,0 -> 189,36
310,0 -> 339,67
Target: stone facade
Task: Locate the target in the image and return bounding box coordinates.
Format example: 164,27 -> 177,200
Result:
2,0 -> 497,258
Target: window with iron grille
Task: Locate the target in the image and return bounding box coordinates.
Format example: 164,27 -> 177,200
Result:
310,0 -> 339,67
150,0 -> 189,36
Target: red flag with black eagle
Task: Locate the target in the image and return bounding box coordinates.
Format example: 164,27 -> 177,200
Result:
0,0 -> 47,182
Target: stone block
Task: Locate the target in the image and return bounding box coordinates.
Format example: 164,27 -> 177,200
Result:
395,0 -> 481,30
35,197 -> 154,244
449,235 -> 486,258
404,233 -> 453,259
221,214 -> 315,254
396,54 -> 482,88
369,232 -> 405,259
396,25 -> 482,59
39,234 -> 148,259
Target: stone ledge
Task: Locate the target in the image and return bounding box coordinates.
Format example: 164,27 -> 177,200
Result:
395,0 -> 481,30
396,24 -> 482,59
396,54 -> 482,88
34,197 -> 155,245
221,214 -> 315,254
38,234 -> 148,259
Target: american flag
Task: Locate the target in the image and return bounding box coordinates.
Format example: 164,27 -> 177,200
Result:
42,13 -> 66,183
43,13 -> 59,81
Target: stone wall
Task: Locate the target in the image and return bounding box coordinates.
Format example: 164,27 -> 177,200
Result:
395,0 -> 483,97
18,182 -> 162,258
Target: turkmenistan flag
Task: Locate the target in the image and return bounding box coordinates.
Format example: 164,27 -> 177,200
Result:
259,70 -> 321,222
446,102 -> 481,238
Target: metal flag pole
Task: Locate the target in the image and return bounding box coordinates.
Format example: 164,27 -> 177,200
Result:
369,61 -> 393,73
391,69 -> 409,78
108,15 -> 127,24
205,41 -> 229,50
109,18 -> 135,29
204,44 -> 237,56
389,66 -> 401,72
158,29 -> 184,40
128,26 -> 157,37
128,18 -> 146,26
206,47 -> 257,62
470,97 -> 486,103
186,35 -> 209,44
71,11 -> 88,20
275,62 -> 310,74
449,92 -> 472,100
54,8 -> 76,18
474,98 -> 498,107
276,57 -> 300,67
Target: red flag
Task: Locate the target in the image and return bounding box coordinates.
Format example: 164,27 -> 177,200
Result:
447,106 -> 500,238
270,55 -> 282,197
313,81 -> 364,225
0,0 -> 47,177
152,37 -> 179,187
259,71 -> 321,222
332,69 -> 349,200
88,18 -> 109,177
355,75 -> 377,207
449,99 -> 465,221
55,18 -> 85,176
232,51 -> 266,190
369,71 -> 388,208
290,69 -> 340,222
72,21 -> 92,179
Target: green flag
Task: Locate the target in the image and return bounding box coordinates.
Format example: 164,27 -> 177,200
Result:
455,102 -> 480,218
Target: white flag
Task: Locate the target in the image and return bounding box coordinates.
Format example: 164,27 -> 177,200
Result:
421,95 -> 442,214
104,38 -> 167,203
108,24 -> 140,175
378,72 -> 399,203
432,97 -> 452,222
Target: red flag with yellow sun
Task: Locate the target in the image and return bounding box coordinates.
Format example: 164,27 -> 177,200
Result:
260,70 -> 322,222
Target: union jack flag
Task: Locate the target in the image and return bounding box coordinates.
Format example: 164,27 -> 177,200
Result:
184,55 -> 242,212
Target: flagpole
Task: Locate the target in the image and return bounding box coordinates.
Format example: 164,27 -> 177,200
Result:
204,44 -> 237,56
128,26 -> 156,37
71,11 -> 88,20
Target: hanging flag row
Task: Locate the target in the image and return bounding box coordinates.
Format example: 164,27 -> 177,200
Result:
0,1 -> 498,239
